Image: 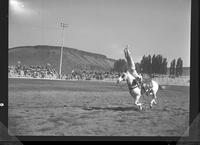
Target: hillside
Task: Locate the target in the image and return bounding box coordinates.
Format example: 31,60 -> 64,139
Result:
9,45 -> 116,74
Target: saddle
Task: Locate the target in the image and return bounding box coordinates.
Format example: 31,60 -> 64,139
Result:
128,79 -> 138,91
141,78 -> 153,95
128,77 -> 153,96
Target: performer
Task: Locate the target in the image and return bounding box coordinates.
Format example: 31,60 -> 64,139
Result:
124,45 -> 143,85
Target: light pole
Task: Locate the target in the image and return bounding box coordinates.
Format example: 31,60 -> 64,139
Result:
59,23 -> 68,79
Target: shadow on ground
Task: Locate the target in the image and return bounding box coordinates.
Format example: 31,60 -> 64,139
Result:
81,106 -> 139,111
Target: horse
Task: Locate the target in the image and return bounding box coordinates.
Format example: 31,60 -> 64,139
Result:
117,71 -> 159,110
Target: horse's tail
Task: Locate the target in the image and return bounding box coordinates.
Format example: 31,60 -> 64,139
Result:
159,85 -> 166,90
152,80 -> 165,91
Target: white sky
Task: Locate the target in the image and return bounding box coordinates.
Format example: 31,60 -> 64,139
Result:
9,0 -> 191,67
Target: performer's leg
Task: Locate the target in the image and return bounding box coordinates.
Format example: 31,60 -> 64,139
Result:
124,48 -> 128,61
124,47 -> 136,70
124,46 -> 142,79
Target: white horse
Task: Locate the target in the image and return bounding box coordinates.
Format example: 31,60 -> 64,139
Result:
117,71 -> 159,110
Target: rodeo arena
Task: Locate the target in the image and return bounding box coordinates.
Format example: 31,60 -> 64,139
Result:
8,46 -> 190,137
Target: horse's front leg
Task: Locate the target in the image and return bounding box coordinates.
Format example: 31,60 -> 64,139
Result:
135,95 -> 143,110
150,93 -> 157,108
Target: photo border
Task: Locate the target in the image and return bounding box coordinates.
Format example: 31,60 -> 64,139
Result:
1,0 -> 199,142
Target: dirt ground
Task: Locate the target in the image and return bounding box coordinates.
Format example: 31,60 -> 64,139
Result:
8,78 -> 189,136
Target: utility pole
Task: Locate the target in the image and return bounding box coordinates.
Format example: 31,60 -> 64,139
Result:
59,22 -> 68,79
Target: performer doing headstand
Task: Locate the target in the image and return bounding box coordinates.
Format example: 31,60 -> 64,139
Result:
124,45 -> 143,85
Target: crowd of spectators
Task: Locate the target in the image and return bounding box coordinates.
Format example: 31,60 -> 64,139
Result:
8,63 -> 120,81
8,63 -> 59,79
63,69 -> 120,81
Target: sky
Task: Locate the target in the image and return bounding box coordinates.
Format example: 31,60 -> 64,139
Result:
9,0 -> 191,67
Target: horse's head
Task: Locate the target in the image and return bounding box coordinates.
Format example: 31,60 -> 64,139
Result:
117,72 -> 128,84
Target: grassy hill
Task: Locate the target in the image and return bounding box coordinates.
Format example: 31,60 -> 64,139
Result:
9,45 -> 116,74
8,45 -> 190,76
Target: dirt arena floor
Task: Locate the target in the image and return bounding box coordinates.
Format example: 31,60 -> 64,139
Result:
8,78 -> 189,136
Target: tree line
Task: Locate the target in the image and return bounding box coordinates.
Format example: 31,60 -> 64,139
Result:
169,58 -> 183,77
113,54 -> 183,77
